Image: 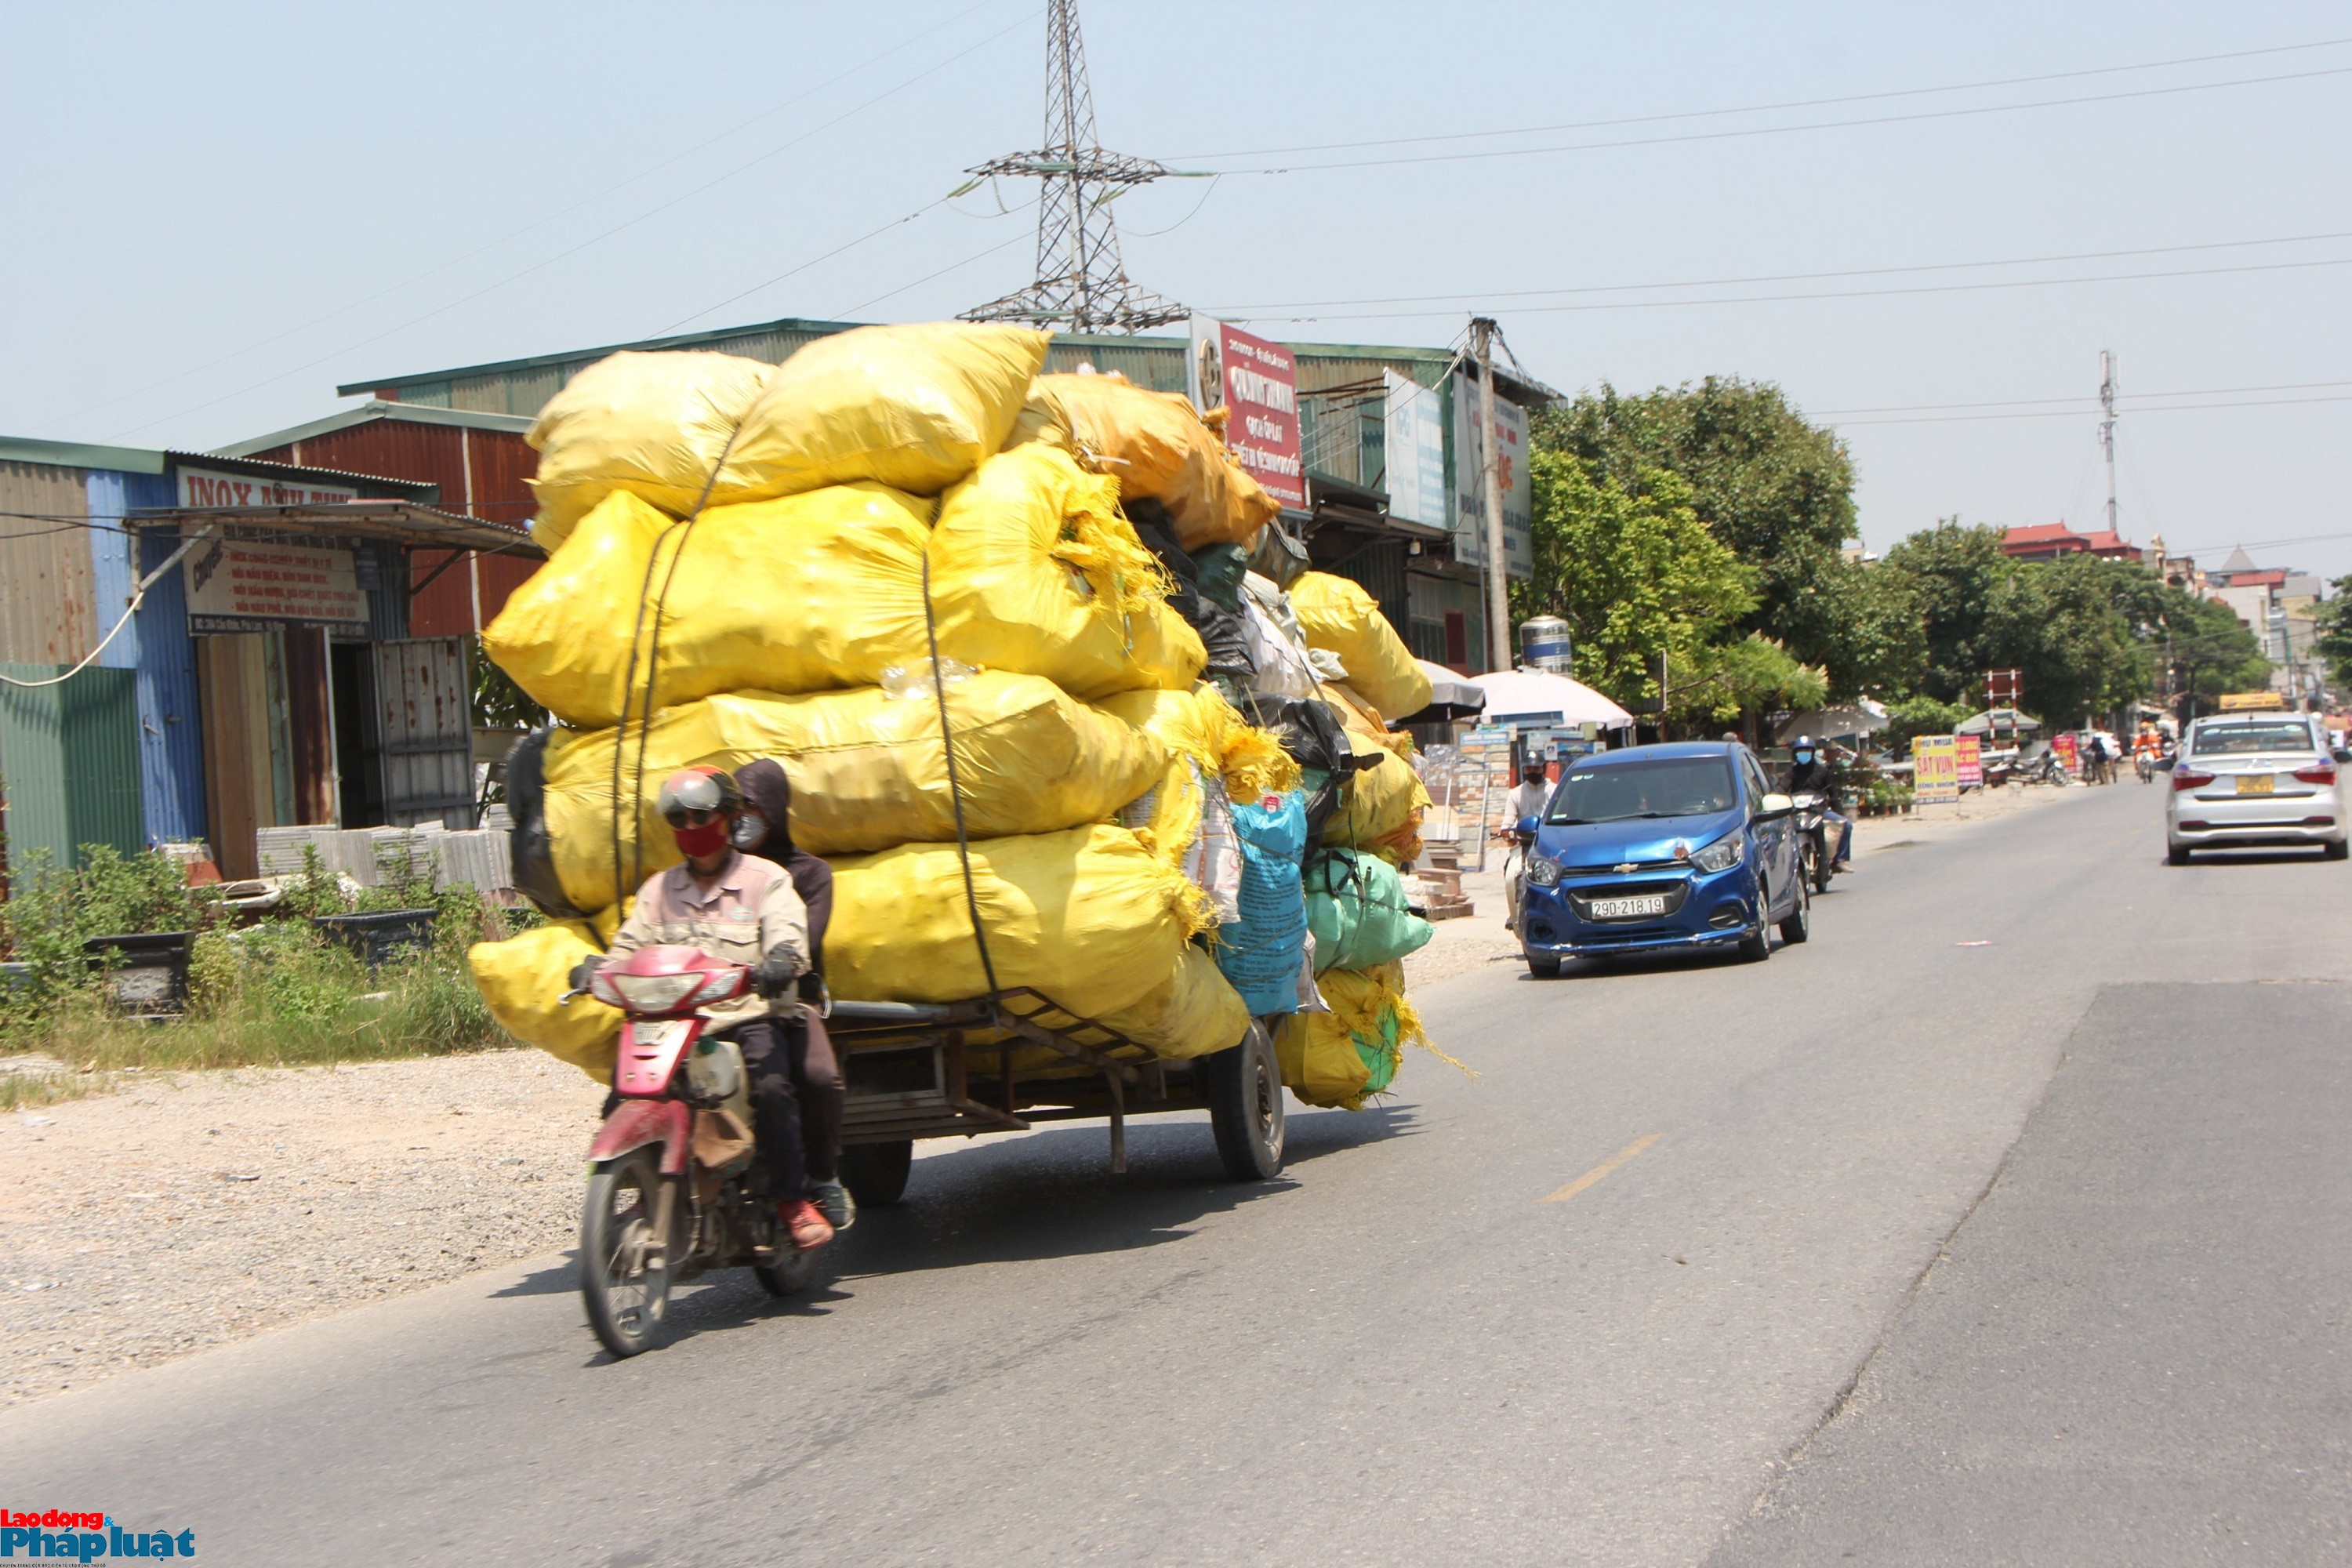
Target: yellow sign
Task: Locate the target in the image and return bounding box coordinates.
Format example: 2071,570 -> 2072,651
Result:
2218,691 -> 2287,712
1914,734 -> 1959,804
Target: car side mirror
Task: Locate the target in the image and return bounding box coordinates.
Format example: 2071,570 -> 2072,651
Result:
1758,792 -> 1795,819
2335,749 -> 2351,764
1514,815 -> 1540,838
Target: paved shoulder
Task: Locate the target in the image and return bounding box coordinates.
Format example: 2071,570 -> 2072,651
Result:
1709,981 -> 2352,1567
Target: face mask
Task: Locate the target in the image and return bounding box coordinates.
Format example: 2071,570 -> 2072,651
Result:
1795,752 -> 1813,765
729,811 -> 768,851
672,816 -> 730,858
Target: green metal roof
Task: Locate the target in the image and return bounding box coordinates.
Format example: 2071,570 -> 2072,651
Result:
336,316 -> 869,398
0,436 -> 167,474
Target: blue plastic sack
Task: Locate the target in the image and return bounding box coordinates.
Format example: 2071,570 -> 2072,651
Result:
1217,789 -> 1309,1016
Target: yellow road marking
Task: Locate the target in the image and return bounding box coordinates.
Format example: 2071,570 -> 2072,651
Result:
1543,1134 -> 1662,1204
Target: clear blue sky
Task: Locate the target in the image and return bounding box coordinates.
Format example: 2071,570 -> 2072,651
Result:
5,2 -> 2346,574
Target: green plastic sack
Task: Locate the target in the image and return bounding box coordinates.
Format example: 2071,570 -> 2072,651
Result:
1304,849 -> 1434,973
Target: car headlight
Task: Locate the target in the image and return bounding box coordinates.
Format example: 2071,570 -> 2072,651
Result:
1690,832 -> 1743,873
1526,854 -> 1563,888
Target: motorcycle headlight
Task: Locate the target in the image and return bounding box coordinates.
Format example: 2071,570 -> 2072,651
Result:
1526,854 -> 1563,888
1690,832 -> 1743,874
608,971 -> 703,1013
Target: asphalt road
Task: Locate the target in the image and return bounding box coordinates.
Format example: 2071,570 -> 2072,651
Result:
12,780 -> 2350,1566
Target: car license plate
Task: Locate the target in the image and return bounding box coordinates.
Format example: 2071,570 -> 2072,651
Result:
1589,894 -> 1667,920
2236,774 -> 2274,796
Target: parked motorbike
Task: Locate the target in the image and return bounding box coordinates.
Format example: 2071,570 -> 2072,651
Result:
564,944 -> 817,1358
1791,792 -> 1836,895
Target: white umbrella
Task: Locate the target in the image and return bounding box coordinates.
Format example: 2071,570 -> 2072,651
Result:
1395,659 -> 1487,722
1466,668 -> 1635,728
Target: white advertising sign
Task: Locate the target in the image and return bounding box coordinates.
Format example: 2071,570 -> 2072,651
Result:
1382,370 -> 1449,528
1451,372 -> 1533,580
183,537 -> 368,634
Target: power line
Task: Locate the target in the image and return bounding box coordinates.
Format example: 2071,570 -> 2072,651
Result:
1208,229 -> 2352,314
1171,35 -> 2352,161
831,230 -> 1036,318
31,1 -> 1018,437
1814,378 -> 2352,416
1830,393 -> 2352,427
106,8 -> 1042,441
1198,64 -> 2352,176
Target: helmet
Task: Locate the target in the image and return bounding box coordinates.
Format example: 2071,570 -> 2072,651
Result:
656,766 -> 741,826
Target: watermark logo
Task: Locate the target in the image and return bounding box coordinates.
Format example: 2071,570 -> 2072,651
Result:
0,1512 -> 194,1559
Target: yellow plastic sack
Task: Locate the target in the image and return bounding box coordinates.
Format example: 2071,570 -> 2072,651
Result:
526,351 -> 777,547
970,945 -> 1249,1081
541,674 -> 1169,913
1098,683 -> 1300,802
486,485 -> 935,728
1323,682 -> 1392,739
1276,962 -> 1421,1110
1322,729 -> 1431,863
1040,373 -> 1279,550
469,921 -> 622,1082
931,444 -> 1205,699
826,824 -> 1200,1022
1000,377 -> 1073,454
1116,754 -> 1206,868
727,322 -> 1050,499
1289,573 -> 1432,721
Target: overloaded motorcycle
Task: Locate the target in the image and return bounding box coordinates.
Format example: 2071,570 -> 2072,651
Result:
564,943 -> 817,1357
1791,792 -> 1837,895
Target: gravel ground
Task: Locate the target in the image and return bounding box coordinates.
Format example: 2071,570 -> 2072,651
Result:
0,1049 -> 603,1406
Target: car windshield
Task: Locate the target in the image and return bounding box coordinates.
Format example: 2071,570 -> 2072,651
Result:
2192,722 -> 2314,756
1546,758 -> 1737,824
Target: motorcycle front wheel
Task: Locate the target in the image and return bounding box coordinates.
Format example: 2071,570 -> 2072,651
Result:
582,1149 -> 677,1359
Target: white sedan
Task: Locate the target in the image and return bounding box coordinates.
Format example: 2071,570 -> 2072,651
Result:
2166,711 -> 2349,863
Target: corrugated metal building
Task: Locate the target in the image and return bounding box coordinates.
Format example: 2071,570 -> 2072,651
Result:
0,437 -> 538,884
218,402 -> 540,637
340,319 -> 1555,674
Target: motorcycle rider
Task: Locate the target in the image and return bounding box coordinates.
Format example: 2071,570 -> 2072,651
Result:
1504,760 -> 1552,934
1786,735 -> 1853,869
731,759 -> 853,1233
572,767 -> 833,1253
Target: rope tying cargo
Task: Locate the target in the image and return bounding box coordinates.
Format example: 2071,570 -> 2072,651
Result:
918,550 -> 1004,1010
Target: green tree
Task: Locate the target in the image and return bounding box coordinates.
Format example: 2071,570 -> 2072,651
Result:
2312,575 -> 2352,688
1512,448 -> 1754,713
1535,378 -> 1896,695
2161,594 -> 2271,715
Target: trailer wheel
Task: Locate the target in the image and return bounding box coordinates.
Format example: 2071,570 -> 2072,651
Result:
838,1140 -> 913,1208
1207,1022 -> 1287,1181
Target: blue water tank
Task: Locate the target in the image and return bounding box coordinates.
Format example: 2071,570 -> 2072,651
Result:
1519,616 -> 1572,673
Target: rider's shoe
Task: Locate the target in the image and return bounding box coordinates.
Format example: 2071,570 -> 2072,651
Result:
808,1178 -> 856,1232
780,1198 -> 835,1252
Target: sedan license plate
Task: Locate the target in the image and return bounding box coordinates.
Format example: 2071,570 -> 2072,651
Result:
1589,893 -> 1668,920
2235,774 -> 2275,796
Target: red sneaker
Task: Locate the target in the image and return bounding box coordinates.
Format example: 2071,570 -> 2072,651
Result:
779,1198 -> 835,1252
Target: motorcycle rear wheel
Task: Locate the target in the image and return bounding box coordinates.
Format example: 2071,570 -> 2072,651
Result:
582,1149 -> 676,1359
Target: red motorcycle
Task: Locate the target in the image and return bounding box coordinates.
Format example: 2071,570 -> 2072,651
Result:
568,944 -> 817,1357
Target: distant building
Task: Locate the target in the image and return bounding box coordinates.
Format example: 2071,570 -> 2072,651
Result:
1998,523 -> 2145,562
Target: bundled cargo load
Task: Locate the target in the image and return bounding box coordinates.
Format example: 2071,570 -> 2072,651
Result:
526,326 -> 1050,544
1288,572 -> 1432,722
998,945 -> 1250,1079
537,673 -> 1168,911
824,823 -> 1203,1025
1041,372 -> 1279,550
1215,790 -> 1310,1015
1276,961 -> 1422,1111
1319,729 -> 1430,865
469,920 -> 622,1080
1304,849 -> 1433,973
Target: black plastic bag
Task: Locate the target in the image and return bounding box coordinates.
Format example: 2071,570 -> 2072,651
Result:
502,728 -> 585,920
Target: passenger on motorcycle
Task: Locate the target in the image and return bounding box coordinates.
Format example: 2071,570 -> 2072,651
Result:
1786,736 -> 1853,869
572,766 -> 833,1253
731,759 -> 852,1233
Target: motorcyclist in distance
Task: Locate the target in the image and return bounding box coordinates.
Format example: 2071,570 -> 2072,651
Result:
1786,735 -> 1854,870
570,767 -> 833,1253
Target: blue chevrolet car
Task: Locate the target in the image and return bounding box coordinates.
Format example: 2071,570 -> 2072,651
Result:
1515,741 -> 1809,978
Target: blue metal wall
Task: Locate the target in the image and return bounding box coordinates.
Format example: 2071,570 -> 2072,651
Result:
85,472 -> 205,846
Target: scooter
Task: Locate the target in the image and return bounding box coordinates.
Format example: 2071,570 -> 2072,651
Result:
565,944 -> 817,1358
1791,792 -> 1836,895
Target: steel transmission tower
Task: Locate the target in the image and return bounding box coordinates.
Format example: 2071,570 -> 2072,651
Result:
960,0 -> 1186,333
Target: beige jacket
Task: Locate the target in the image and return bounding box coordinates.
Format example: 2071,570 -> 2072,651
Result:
609,851 -> 808,1025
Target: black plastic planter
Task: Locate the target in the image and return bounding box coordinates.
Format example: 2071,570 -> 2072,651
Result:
312,909 -> 440,968
83,931 -> 196,1018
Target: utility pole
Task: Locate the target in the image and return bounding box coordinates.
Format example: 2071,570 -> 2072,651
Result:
2099,350 -> 2119,535
1470,317 -> 1512,673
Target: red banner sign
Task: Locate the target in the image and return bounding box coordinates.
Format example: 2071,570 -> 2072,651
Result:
1203,321 -> 1305,510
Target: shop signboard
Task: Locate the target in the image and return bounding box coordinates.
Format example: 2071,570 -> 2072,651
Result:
2053,731 -> 2080,775
183,536 -> 368,635
1381,370 -> 1449,528
1955,733 -> 1983,789
1914,735 -> 1959,804
176,466 -> 358,510
1450,372 -> 1532,579
1189,315 -> 1304,510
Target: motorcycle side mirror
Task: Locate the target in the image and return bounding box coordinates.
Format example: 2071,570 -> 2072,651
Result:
2335,748 -> 2351,764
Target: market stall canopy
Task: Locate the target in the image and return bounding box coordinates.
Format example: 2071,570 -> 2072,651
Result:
1392,660 -> 1489,724
126,500 -> 543,560
1467,668 -> 1634,729
1775,703 -> 1888,743
1956,706 -> 2043,735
